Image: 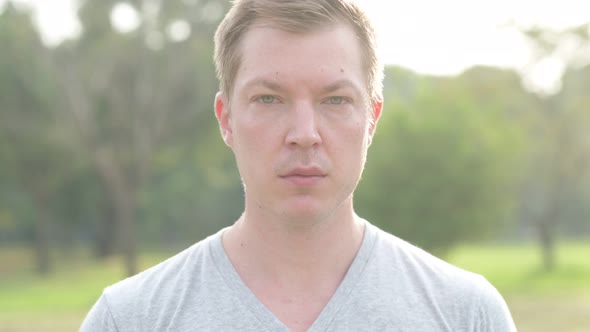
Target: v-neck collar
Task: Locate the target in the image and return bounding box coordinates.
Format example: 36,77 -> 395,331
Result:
209,220 -> 377,331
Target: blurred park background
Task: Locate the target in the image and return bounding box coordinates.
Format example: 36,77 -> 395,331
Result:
0,0 -> 589,331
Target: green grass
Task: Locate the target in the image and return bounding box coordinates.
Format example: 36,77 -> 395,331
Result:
0,259 -> 118,313
448,241 -> 590,296
0,242 -> 589,331
448,242 -> 590,332
0,248 -> 169,314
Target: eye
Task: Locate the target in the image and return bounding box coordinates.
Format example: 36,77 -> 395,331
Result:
323,96 -> 348,105
258,95 -> 278,104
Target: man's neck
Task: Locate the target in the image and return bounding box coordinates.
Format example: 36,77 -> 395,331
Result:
223,204 -> 364,280
221,204 -> 365,331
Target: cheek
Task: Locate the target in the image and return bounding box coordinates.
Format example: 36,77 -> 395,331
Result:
329,122 -> 370,162
232,118 -> 281,165
344,119 -> 370,146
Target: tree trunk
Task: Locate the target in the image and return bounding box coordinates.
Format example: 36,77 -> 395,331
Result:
94,148 -> 139,276
538,215 -> 555,271
116,189 -> 138,276
30,191 -> 51,275
95,195 -> 117,259
536,100 -> 564,273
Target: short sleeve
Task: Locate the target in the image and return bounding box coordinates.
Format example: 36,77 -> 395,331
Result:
475,276 -> 517,332
79,293 -> 119,332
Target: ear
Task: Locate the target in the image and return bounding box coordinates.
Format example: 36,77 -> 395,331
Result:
367,99 -> 383,146
214,92 -> 234,148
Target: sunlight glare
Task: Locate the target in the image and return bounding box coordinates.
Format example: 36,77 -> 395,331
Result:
0,0 -> 7,15
167,20 -> 191,42
6,0 -> 590,93
110,2 -> 140,34
14,0 -> 81,46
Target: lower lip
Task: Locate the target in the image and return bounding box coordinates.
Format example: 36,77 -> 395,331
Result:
281,175 -> 325,186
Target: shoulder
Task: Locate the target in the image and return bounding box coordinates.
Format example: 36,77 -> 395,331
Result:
81,231 -> 223,331
365,223 -> 516,330
370,223 -> 487,287
106,233 -> 214,302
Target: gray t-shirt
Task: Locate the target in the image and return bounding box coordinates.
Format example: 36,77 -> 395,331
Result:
80,221 -> 516,331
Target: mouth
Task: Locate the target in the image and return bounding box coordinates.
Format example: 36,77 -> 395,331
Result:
279,167 -> 326,186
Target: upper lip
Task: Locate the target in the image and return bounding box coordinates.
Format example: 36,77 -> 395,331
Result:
281,166 -> 326,177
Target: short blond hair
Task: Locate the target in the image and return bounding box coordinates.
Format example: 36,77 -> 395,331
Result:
214,0 -> 383,105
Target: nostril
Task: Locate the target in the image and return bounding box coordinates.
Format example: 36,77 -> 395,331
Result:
286,127 -> 321,147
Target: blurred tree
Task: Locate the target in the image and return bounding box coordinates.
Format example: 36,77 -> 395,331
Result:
141,138 -> 242,250
357,66 -> 527,256
518,23 -> 590,271
0,4 -> 75,274
559,66 -> 590,238
50,0 -> 229,276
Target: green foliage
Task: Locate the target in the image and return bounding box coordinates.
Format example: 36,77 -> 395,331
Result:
0,1 -> 589,275
357,69 -> 527,254
139,140 -> 242,248
0,185 -> 35,242
0,4 -> 79,254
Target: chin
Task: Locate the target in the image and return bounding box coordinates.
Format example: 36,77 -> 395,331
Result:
277,201 -> 337,225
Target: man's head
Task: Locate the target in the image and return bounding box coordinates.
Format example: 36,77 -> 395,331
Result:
214,0 -> 383,107
213,0 -> 383,224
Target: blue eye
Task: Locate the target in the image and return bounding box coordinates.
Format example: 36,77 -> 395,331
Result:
325,96 -> 346,105
259,95 -> 277,103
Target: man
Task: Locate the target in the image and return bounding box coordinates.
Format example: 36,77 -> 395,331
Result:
81,0 -> 516,331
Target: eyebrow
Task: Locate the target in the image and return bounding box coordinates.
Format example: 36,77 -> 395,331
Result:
241,78 -> 284,92
241,77 -> 364,97
321,79 -> 364,96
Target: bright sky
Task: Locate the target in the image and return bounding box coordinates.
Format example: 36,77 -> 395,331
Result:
1,0 -> 589,93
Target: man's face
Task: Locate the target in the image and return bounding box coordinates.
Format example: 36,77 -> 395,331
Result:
215,23 -> 382,225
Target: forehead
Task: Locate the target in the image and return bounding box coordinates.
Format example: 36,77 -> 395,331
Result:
233,23 -> 366,95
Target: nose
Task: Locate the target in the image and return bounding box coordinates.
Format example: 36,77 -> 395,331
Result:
285,101 -> 322,149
